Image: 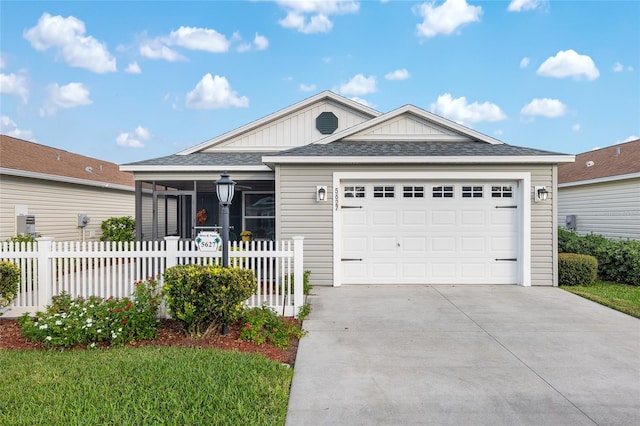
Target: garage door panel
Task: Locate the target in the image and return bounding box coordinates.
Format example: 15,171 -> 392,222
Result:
341,181 -> 519,285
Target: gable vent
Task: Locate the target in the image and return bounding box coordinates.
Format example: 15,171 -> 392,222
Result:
316,111 -> 338,135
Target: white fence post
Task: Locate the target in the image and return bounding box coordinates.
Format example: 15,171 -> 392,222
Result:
36,237 -> 54,310
164,236 -> 180,269
292,236 -> 304,316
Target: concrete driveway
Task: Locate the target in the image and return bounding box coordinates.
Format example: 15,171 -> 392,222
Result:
286,285 -> 640,426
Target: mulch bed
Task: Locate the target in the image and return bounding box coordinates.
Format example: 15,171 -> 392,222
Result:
0,318 -> 299,366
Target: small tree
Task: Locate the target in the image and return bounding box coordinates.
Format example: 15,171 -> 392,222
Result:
0,261 -> 20,316
101,216 -> 135,242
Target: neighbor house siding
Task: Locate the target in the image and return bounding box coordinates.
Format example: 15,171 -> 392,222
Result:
277,164 -> 555,287
0,175 -> 134,241
558,178 -> 640,240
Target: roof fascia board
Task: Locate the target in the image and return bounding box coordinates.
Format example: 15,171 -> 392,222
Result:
262,155 -> 576,165
315,104 -> 504,145
345,134 -> 470,142
177,91 -> 381,155
1,167 -> 134,191
559,172 -> 640,188
119,164 -> 273,172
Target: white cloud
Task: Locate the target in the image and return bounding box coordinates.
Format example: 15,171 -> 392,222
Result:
0,115 -> 36,141
612,62 -> 624,72
116,125 -> 151,148
125,62 -> 141,74
384,68 -> 410,80
23,13 -> 116,73
537,49 -> 599,80
430,93 -> 506,125
572,123 -> 581,132
253,33 -> 269,50
185,73 -> 249,109
493,129 -> 503,136
349,96 -> 373,108
507,0 -> 545,12
40,82 -> 92,116
167,26 -> 231,53
0,72 -> 29,102
520,57 -> 530,68
139,42 -> 185,61
621,135 -> 639,143
336,74 -> 377,96
277,0 -> 360,34
414,0 -> 482,38
299,83 -> 317,92
520,98 -> 567,118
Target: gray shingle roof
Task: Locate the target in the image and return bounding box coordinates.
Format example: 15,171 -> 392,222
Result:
123,152 -> 269,167
269,141 -> 566,157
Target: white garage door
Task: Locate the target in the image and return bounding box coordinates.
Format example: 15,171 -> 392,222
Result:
340,181 -> 519,284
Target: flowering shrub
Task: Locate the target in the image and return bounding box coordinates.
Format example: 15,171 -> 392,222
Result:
18,279 -> 162,348
0,260 -> 20,316
163,265 -> 257,337
239,305 -> 306,349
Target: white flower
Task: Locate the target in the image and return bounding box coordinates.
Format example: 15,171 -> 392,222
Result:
55,320 -> 62,326
45,336 -> 52,341
89,342 -> 96,348
89,305 -> 94,308
39,324 -> 48,330
97,329 -> 102,333
86,318 -> 93,324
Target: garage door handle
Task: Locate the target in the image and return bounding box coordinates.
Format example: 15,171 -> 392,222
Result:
341,206 -> 363,209
495,206 -> 517,209
341,258 -> 363,261
495,258 -> 517,261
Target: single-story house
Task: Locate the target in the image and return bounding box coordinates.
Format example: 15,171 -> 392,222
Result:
121,91 -> 574,287
558,139 -> 640,240
0,135 -> 136,241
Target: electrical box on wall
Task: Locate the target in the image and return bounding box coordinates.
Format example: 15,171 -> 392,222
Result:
78,213 -> 90,228
566,214 -> 577,231
16,214 -> 36,237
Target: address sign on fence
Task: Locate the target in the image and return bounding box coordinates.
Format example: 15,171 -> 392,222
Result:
195,231 -> 221,252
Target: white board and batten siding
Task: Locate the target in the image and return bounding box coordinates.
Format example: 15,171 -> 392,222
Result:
277,164 -> 556,287
0,175 -> 135,241
206,100 -> 374,152
558,178 -> 640,240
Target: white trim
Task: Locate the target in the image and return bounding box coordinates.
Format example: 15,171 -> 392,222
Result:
317,105 -> 504,146
0,167 -> 134,192
332,171 -> 531,287
177,91 -> 381,155
558,172 -> 640,188
119,164 -> 273,172
344,134 -> 471,142
263,155 -> 575,165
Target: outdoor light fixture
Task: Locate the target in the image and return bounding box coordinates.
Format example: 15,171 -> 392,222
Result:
216,171 -> 236,268
316,186 -> 327,202
534,186 -> 549,203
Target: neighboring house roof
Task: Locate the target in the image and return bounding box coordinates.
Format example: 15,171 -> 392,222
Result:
558,139 -> 640,185
0,135 -> 134,189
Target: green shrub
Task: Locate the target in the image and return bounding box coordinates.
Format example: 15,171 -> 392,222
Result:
558,228 -> 640,286
239,305 -> 306,349
18,279 -> 162,348
0,260 -> 20,316
163,265 -> 257,337
5,234 -> 39,243
100,216 -> 135,242
558,253 -> 598,286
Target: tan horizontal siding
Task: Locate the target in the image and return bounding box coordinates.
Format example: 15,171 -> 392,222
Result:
0,175 -> 134,241
277,163 -> 556,287
558,179 -> 640,240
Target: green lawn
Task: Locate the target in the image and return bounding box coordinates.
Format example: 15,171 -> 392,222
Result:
0,346 -> 293,426
561,281 -> 640,319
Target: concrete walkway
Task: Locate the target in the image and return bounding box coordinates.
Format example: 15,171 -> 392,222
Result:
286,285 -> 640,426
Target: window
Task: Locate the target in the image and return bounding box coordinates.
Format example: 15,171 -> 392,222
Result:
243,193 -> 275,240
462,186 -> 483,198
491,185 -> 513,198
432,185 -> 454,198
403,186 -> 424,198
344,186 -> 365,198
373,186 -> 395,198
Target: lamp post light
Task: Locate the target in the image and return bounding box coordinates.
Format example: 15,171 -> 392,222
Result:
216,171 -> 236,267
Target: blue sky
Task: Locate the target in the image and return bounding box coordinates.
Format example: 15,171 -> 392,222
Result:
1,0 -> 638,165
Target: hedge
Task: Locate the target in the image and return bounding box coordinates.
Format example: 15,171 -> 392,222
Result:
558,228 -> 640,286
558,253 -> 598,286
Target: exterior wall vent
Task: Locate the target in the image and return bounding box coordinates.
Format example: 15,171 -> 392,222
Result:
316,112 -> 338,135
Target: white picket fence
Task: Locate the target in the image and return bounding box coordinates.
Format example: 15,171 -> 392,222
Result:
0,236 -> 304,318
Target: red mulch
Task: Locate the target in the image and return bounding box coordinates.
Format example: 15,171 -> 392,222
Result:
0,318 -> 299,366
